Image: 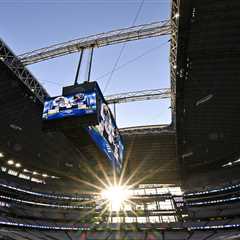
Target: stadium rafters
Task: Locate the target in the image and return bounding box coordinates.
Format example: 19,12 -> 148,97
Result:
120,124 -> 174,136
0,39 -> 49,103
18,20 -> 171,66
105,88 -> 171,104
170,0 -> 180,127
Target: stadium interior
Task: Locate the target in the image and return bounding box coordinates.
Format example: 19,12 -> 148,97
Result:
0,0 -> 240,239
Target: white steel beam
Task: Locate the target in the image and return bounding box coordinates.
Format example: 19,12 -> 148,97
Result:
18,21 -> 170,65
105,88 -> 171,104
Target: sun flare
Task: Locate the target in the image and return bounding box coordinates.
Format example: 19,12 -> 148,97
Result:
101,185 -> 130,211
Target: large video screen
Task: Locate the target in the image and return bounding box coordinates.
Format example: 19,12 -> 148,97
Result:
86,101 -> 124,171
42,81 -> 124,173
42,92 -> 97,121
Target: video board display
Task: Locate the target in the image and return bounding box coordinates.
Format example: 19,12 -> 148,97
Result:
42,92 -> 97,121
86,101 -> 124,171
42,82 -> 124,172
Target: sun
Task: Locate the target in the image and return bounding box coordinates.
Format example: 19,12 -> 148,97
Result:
101,185 -> 130,211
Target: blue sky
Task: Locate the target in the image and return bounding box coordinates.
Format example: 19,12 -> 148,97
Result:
0,0 -> 171,127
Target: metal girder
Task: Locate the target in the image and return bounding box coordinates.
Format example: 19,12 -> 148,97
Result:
170,0 -> 180,128
105,88 -> 171,104
120,124 -> 175,136
0,39 -> 49,103
18,21 -> 171,65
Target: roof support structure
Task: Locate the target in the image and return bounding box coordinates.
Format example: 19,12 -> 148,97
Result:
0,14 -> 177,119
18,21 -> 171,65
0,39 -> 49,103
170,0 -> 180,128
105,88 -> 171,104
120,124 -> 175,136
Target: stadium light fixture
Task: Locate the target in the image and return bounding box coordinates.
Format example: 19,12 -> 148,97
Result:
174,13 -> 180,19
7,160 -> 14,165
222,162 -> 233,167
0,153 -> 4,158
15,163 -> 21,168
51,175 -> 59,179
233,158 -> 240,163
42,173 -> 48,178
101,185 -> 130,211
